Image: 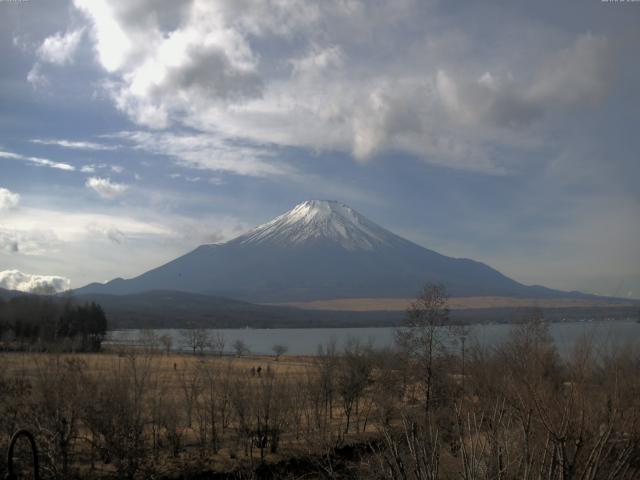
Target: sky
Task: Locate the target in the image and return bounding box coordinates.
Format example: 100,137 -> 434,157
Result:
0,0 -> 639,298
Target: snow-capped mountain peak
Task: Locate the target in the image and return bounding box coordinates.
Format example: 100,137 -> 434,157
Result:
232,200 -> 398,250
74,199 -> 571,302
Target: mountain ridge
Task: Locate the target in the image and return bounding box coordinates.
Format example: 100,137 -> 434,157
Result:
74,200 -> 595,302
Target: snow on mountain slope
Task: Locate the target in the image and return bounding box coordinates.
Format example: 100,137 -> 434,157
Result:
231,200 -> 400,251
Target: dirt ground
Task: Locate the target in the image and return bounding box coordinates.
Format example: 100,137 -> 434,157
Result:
1,349 -> 315,384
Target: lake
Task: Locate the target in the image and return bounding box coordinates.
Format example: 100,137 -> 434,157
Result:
107,320 -> 640,357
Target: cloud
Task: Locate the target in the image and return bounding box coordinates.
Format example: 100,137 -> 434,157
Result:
112,130 -> 292,177
0,202 -> 249,288
75,0 -> 262,129
107,228 -> 126,243
27,28 -> 84,88
79,163 -> 123,174
86,223 -> 126,244
168,173 -> 201,182
0,228 -> 61,256
0,150 -> 75,171
527,34 -> 610,107
68,1 -> 617,174
37,28 -> 84,66
290,45 -> 344,77
0,269 -> 71,294
85,177 -> 129,198
31,138 -> 118,151
26,63 -> 48,88
0,232 -> 20,254
435,34 -> 611,129
2,206 -> 173,244
0,188 -> 20,211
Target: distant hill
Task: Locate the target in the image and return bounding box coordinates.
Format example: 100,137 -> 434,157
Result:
74,290 -> 401,329
75,289 -> 639,330
1,287 -> 635,329
74,200 -> 595,303
0,287 -> 27,301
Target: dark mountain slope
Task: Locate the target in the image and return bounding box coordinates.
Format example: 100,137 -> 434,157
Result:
74,200 -> 591,302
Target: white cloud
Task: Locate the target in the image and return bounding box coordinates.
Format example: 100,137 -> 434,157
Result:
2,206 -> 173,244
37,28 -> 84,66
0,232 -> 20,254
29,157 -> 75,171
0,150 -> 75,171
79,163 -> 123,174
27,29 -> 85,88
26,63 -> 48,88
0,188 -> 20,211
0,228 -> 60,256
167,173 -> 201,182
85,177 -> 129,198
75,0 -> 262,129
113,130 -> 292,177
31,138 -> 118,151
0,203 -> 249,288
0,269 -> 71,294
70,1 -> 615,174
86,223 -> 126,244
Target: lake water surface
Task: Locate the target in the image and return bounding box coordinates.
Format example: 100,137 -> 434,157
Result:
107,320 -> 640,357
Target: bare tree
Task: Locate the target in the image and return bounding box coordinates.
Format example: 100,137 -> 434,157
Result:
232,339 -> 249,357
161,395 -> 184,458
272,344 -> 288,360
371,414 -> 441,480
396,283 -> 449,415
196,360 -> 225,453
179,366 -> 202,428
31,355 -> 85,478
180,325 -> 211,355
159,334 -> 172,355
315,339 -> 338,425
337,339 -> 373,434
370,348 -> 405,428
137,328 -> 159,354
81,353 -> 152,479
211,331 -> 226,356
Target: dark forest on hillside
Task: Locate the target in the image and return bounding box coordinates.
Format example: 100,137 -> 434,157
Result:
0,295 -> 107,352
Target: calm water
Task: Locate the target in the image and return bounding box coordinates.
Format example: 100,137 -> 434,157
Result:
107,320 -> 640,357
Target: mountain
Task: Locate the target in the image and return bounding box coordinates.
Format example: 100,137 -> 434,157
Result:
74,200 -> 586,302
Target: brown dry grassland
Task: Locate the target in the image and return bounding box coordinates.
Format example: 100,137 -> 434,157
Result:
267,295 -> 632,311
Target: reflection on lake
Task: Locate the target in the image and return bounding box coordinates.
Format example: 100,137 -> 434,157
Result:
107,320 -> 640,357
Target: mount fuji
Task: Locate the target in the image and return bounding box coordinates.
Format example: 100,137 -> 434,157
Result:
75,200 -> 576,302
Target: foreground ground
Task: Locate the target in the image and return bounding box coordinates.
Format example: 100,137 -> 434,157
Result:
2,319 -> 640,479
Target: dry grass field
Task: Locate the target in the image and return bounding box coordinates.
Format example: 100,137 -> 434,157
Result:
0,347 -> 384,478
3,312 -> 640,479
267,295 -> 634,311
1,350 -> 314,380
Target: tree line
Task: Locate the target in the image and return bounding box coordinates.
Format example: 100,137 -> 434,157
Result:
0,294 -> 107,352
